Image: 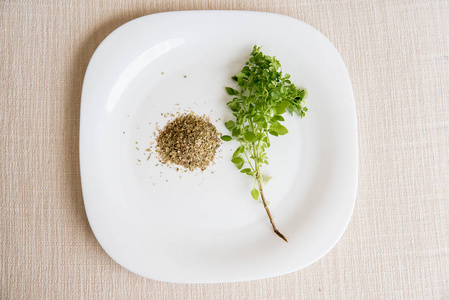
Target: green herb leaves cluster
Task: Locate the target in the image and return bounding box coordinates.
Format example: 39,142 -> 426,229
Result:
222,45 -> 308,187
221,45 -> 308,242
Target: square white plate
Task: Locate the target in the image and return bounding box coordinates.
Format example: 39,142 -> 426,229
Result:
80,10 -> 358,283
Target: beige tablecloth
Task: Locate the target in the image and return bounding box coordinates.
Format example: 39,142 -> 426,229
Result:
1,0 -> 448,298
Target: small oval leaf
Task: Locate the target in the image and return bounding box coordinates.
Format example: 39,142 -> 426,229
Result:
225,87 -> 239,95
251,188 -> 260,200
225,120 -> 236,130
244,131 -> 257,143
270,121 -> 288,135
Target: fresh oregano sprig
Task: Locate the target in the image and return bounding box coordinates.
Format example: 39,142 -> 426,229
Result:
221,45 -> 308,242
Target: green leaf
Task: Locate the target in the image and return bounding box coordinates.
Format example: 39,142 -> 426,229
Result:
269,130 -> 279,136
225,87 -> 239,95
225,120 -> 236,130
253,115 -> 264,122
231,157 -> 243,163
235,72 -> 246,86
232,146 -> 244,159
226,100 -> 240,112
231,157 -> 244,169
251,188 -> 259,200
232,152 -> 240,160
263,135 -> 270,147
262,175 -> 272,184
244,131 -> 257,143
240,168 -> 253,176
231,127 -> 241,137
271,115 -> 285,122
276,100 -> 290,114
270,121 -> 288,135
221,135 -> 232,141
299,89 -> 308,99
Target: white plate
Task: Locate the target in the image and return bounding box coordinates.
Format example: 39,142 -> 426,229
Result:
80,11 -> 358,283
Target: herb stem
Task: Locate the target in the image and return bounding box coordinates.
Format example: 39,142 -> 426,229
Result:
256,175 -> 288,243
242,145 -> 255,172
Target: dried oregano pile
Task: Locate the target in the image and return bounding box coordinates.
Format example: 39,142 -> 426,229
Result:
156,113 -> 221,171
